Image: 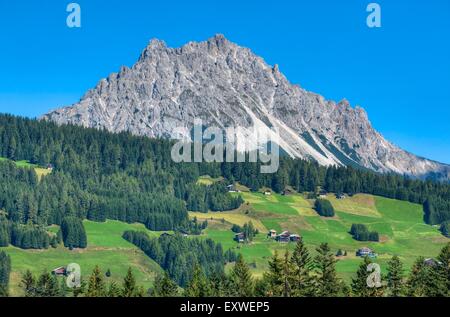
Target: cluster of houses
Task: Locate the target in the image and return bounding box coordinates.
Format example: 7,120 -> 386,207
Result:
268,230 -> 301,243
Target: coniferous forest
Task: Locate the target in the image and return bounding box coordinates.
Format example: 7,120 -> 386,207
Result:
0,113 -> 449,297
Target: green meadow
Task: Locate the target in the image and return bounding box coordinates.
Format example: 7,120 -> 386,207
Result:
194,190 -> 449,281
1,165 -> 448,290
1,220 -> 165,296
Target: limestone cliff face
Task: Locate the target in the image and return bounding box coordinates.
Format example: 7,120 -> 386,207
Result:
42,34 -> 450,179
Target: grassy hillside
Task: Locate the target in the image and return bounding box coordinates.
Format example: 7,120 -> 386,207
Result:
1,220 -> 165,296
192,190 -> 449,281
2,177 -> 448,292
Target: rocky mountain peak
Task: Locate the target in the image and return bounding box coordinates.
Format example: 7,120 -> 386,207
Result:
42,35 -> 450,180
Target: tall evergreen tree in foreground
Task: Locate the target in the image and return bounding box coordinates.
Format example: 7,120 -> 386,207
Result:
86,266 -> 107,297
20,270 -> 36,297
386,255 -> 404,297
406,257 -> 430,297
289,239 -> 314,296
263,251 -> 284,297
34,271 -> 60,297
184,265 -> 211,297
229,254 -> 254,297
152,272 -> 179,297
121,267 -> 144,297
313,243 -> 341,297
436,243 -> 450,296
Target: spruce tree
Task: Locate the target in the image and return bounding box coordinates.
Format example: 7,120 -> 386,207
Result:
0,284 -> 7,297
289,239 -> 313,296
152,272 -> 179,297
35,271 -> 60,297
313,243 -> 340,297
282,250 -> 292,297
386,255 -> 404,297
184,265 -> 211,297
0,251 -> 11,292
230,254 -> 254,297
263,251 -> 284,296
436,243 -> 450,296
121,267 -> 144,297
107,281 -> 121,297
86,265 -> 107,297
20,270 -> 36,297
406,257 -> 429,297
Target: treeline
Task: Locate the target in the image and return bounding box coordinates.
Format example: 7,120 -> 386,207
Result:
185,183 -> 243,212
441,221 -> 450,237
350,224 -> 379,242
122,231 -> 233,286
17,266 -> 145,297
424,197 -> 450,225
0,216 -> 56,249
59,217 -> 87,249
0,114 -> 243,240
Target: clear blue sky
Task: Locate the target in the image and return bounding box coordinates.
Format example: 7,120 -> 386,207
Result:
0,0 -> 449,164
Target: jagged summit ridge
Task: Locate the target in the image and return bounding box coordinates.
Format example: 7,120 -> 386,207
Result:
42,34 -> 450,179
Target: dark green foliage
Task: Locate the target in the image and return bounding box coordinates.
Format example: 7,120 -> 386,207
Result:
263,251 -> 284,296
289,239 -> 314,296
176,217 -> 208,235
0,114 -> 246,235
152,272 -> 179,297
386,255 -> 404,297
86,265 -> 107,297
184,265 -> 211,297
313,243 -> 341,297
351,257 -> 383,297
60,217 -> 87,249
0,218 -> 10,247
121,267 -> 145,297
439,221 -> 450,237
242,221 -> 257,242
0,216 -> 50,249
314,199 -> 335,217
350,224 -> 379,242
424,197 -> 450,225
229,254 -> 254,297
123,230 -> 226,286
0,113 -> 449,244
0,251 -> 11,292
406,257 -> 433,296
186,183 -> 243,212
224,249 -> 238,263
231,224 -> 241,233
